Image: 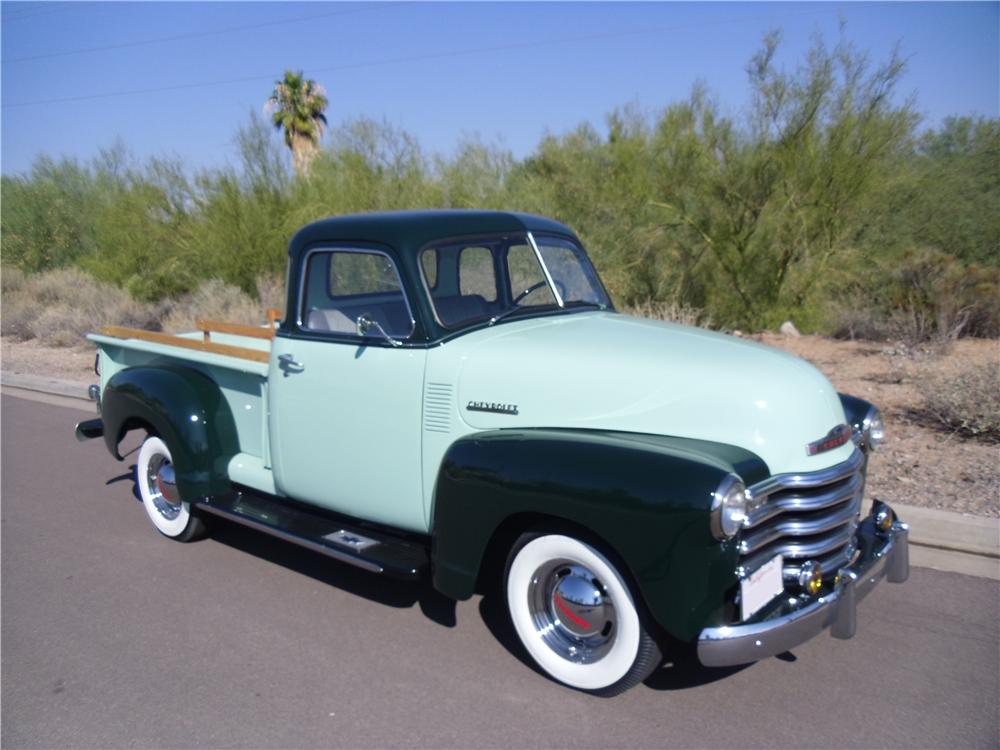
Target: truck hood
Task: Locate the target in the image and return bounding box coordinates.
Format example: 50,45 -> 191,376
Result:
446,312 -> 854,475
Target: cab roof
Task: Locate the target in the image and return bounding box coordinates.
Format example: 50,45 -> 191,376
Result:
288,209 -> 577,257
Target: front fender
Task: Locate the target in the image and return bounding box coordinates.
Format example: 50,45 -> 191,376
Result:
101,366 -> 239,499
431,429 -> 769,642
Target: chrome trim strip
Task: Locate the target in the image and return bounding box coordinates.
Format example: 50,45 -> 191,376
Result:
698,517 -> 908,667
526,231 -> 565,308
746,472 -> 863,528
739,525 -> 857,572
748,447 -> 865,501
739,494 -> 862,555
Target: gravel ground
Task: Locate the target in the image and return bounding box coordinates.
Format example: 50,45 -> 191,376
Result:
3,332 -> 998,517
757,333 -> 999,519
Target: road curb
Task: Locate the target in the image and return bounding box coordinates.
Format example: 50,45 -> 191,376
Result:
4,370 -> 997,580
1,371 -> 92,401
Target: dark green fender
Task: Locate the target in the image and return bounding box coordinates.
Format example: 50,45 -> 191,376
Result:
101,366 -> 240,500
431,429 -> 769,642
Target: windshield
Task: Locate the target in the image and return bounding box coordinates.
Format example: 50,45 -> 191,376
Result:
421,233 -> 611,330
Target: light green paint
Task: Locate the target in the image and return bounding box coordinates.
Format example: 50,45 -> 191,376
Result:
423,312 -> 853,493
267,335 -> 428,532
93,310 -> 854,534
88,332 -> 269,461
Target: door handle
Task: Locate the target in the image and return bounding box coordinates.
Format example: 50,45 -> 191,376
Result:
277,353 -> 305,373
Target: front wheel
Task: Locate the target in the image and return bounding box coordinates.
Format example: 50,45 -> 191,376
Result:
136,436 -> 206,542
505,533 -> 661,696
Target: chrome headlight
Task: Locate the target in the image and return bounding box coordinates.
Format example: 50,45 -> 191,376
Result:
863,406 -> 886,450
710,474 -> 747,540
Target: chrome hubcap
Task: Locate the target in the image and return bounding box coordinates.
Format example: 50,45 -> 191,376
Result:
146,454 -> 182,520
527,560 -> 616,664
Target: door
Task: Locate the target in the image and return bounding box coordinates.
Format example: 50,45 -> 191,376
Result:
268,247 -> 428,532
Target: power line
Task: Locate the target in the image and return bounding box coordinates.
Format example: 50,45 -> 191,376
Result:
2,2 -> 402,64
1,2 -> 79,23
1,5 -> 865,110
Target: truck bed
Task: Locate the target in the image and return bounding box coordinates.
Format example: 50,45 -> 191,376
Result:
89,320 -> 279,495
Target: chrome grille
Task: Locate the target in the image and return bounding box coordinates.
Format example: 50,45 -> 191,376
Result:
742,449 -> 866,583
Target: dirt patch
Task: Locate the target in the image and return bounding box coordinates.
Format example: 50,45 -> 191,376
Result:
3,332 -> 998,517
2,339 -> 99,382
757,333 -> 999,518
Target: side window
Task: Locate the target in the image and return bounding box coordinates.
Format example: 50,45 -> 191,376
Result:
507,244 -> 555,306
301,249 -> 413,339
459,246 -> 497,302
421,248 -> 438,289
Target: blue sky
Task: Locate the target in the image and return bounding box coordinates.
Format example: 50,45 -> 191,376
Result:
2,1 -> 997,176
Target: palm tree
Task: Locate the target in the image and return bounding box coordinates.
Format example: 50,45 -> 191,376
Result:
266,70 -> 329,176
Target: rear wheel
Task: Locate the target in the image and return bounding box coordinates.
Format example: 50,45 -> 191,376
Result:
504,533 -> 661,696
136,436 -> 206,542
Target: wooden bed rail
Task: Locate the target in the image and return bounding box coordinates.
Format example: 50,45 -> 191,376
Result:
195,319 -> 276,342
100,326 -> 271,364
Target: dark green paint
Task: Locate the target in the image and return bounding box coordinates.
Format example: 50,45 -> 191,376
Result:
431,428 -> 768,642
839,393 -> 874,433
282,210 -> 580,344
101,366 -> 240,499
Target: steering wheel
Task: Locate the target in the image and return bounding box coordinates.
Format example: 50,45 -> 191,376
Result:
512,280 -> 549,305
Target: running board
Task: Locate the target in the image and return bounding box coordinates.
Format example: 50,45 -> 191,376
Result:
194,491 -> 429,579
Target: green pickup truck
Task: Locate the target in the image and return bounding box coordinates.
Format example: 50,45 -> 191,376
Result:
77,210 -> 908,696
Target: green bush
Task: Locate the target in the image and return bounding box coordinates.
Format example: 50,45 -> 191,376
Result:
0,32 -> 996,337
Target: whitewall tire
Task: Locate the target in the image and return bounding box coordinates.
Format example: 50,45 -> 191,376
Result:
136,436 -> 206,542
505,533 -> 661,696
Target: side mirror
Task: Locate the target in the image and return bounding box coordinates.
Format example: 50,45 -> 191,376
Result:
356,313 -> 375,337
355,313 -> 402,347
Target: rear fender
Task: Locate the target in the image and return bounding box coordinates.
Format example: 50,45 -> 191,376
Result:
101,366 -> 239,499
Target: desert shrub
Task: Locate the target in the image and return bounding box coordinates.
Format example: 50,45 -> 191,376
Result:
1,267 -> 26,294
624,299 -> 713,328
253,272 -> 287,314
160,278 -> 269,332
919,360 -> 1000,442
829,250 -> 1000,344
1,267 -> 163,346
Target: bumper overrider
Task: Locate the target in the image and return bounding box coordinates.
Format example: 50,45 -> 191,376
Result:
697,508 -> 909,667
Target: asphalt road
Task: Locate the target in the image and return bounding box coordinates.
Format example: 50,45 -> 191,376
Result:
2,393 -> 998,749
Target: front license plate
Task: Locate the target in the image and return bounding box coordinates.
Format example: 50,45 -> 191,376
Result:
740,555 -> 784,621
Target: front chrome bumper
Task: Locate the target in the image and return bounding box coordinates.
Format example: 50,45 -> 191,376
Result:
697,514 -> 909,667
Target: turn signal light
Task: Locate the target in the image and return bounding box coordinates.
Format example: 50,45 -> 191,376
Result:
798,561 -> 823,596
875,507 -> 894,532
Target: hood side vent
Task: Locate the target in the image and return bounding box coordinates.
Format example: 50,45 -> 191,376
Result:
424,382 -> 453,433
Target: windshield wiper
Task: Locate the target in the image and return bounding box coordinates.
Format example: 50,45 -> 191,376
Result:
488,303 -> 540,327
488,300 -> 604,327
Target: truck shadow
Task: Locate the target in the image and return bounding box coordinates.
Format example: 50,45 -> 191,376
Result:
108,468 -> 761,689
477,592 -> 753,692
109,467 -> 457,627
205,518 -> 458,628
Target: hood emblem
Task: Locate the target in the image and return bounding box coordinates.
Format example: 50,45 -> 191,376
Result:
806,424 -> 851,456
467,400 -> 519,416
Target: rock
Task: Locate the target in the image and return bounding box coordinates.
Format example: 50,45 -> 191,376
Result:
780,320 -> 801,337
